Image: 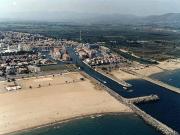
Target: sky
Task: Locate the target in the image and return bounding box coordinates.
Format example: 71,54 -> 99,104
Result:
0,0 -> 180,20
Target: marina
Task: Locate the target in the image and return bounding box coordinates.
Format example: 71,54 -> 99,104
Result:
67,47 -> 180,134
82,72 -> 178,135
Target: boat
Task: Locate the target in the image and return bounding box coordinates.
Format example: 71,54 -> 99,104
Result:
97,78 -> 107,84
123,87 -> 128,90
103,81 -> 107,84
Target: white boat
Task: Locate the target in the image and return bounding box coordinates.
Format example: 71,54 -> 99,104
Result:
103,81 -> 107,84
123,87 -> 128,90
97,78 -> 107,84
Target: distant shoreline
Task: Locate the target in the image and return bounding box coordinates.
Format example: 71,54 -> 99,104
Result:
150,68 -> 180,77
110,59 -> 180,81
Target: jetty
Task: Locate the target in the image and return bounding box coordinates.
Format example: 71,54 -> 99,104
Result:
124,70 -> 180,94
104,86 -> 179,135
128,95 -> 159,104
81,72 -> 179,135
128,104 -> 179,135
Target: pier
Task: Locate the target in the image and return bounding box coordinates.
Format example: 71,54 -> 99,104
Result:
81,72 -> 179,135
124,70 -> 180,94
128,95 -> 159,104
128,104 -> 179,135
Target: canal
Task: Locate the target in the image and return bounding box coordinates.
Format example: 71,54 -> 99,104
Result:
67,47 -> 180,133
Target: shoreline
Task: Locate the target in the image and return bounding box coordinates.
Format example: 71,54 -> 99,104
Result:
8,112 -> 134,135
149,68 -> 180,78
110,59 -> 180,81
110,67 -> 180,94
131,59 -> 180,78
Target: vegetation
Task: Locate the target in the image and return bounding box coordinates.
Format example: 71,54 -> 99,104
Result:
1,21 -> 180,61
41,64 -> 77,72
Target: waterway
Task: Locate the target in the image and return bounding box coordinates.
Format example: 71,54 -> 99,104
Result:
67,47 -> 180,133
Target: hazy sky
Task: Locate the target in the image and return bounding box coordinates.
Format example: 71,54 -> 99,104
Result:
0,0 -> 180,20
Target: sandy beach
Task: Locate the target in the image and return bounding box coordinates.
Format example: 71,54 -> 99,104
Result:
0,72 -> 131,135
111,59 -> 180,81
111,70 -> 139,81
157,60 -> 180,71
133,60 -> 180,77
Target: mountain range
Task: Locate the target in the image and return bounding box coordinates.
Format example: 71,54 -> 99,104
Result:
83,13 -> 180,27
1,12 -> 180,27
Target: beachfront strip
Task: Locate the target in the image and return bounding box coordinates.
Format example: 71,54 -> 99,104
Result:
0,72 -> 132,135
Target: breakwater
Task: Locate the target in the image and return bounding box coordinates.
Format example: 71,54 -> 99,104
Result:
81,71 -> 179,135
103,84 -> 179,135
128,95 -> 159,104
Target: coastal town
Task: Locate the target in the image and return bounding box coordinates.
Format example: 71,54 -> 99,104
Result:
0,31 -> 180,135
1,0 -> 180,135
0,32 -> 76,79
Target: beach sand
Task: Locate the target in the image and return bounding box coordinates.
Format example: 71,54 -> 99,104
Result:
111,60 -> 180,81
158,60 -> 180,71
133,60 -> 180,77
132,66 -> 164,77
111,70 -> 139,81
0,72 -> 131,135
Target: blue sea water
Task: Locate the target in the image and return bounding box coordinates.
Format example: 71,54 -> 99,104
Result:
126,79 -> 180,132
150,69 -> 180,88
15,115 -> 161,135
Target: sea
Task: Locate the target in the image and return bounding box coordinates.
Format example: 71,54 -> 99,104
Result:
150,69 -> 180,88
14,114 -> 161,135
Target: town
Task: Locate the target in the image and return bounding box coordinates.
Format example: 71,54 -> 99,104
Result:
76,43 -> 128,66
0,31 -> 131,80
0,31 -> 78,79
